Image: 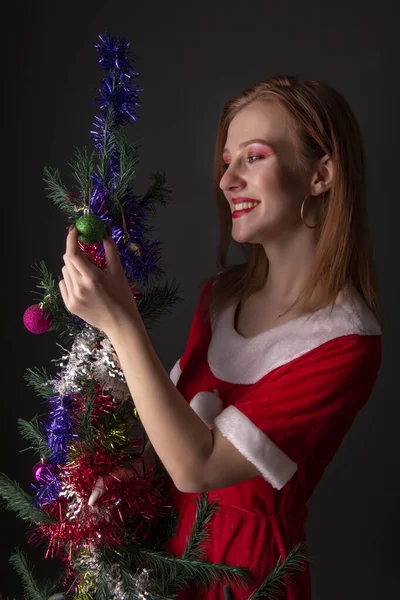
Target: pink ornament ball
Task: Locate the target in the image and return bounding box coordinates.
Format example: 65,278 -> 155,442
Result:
32,461 -> 57,482
23,304 -> 53,334
32,461 -> 47,482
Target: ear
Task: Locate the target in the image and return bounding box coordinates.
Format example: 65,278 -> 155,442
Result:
310,154 -> 334,196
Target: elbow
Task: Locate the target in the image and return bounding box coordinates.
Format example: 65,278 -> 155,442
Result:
173,466 -> 205,494
174,481 -> 204,494
175,479 -> 204,493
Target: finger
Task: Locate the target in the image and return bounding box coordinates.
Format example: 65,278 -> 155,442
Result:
62,260 -> 81,297
61,267 -> 74,301
65,225 -> 81,256
102,235 -> 124,277
65,249 -> 101,280
65,227 -> 99,277
88,476 -> 105,507
58,279 -> 69,305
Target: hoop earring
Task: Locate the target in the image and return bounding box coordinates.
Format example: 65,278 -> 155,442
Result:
300,194 -> 318,229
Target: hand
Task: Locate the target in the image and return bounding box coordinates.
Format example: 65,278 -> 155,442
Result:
88,455 -> 155,507
59,226 -> 138,334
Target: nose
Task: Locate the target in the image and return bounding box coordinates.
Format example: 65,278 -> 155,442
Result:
219,164 -> 246,194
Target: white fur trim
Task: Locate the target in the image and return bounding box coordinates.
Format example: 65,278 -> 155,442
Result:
189,390 -> 223,428
214,405 -> 298,490
208,284 -> 382,384
169,358 -> 182,386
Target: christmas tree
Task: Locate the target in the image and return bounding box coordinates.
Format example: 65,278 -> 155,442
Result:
0,33 -> 309,600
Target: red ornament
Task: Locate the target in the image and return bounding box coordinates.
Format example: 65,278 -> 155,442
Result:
23,304 -> 53,334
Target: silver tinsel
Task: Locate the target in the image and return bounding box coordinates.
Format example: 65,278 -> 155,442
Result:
72,548 -> 125,599
69,551 -> 157,600
50,324 -> 131,403
92,336 -> 131,402
51,325 -> 100,397
135,568 -> 156,599
58,478 -> 111,528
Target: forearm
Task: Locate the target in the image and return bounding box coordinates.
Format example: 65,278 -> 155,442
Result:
105,309 -> 213,492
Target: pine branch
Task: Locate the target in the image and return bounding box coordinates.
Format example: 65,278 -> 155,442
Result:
78,381 -> 96,449
30,261 -> 83,344
141,170 -> 174,217
136,279 -> 184,329
43,167 -> 76,220
17,417 -> 51,459
110,130 -> 141,209
136,548 -> 250,598
9,549 -> 48,600
181,493 -> 219,561
247,541 -> 310,600
24,367 -> 55,399
0,474 -> 55,525
96,106 -> 118,187
30,261 -> 57,304
69,146 -> 94,204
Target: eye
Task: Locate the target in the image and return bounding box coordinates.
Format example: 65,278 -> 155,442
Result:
221,154 -> 264,172
247,154 -> 263,164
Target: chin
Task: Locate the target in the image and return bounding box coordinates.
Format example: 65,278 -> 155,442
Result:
231,232 -> 257,245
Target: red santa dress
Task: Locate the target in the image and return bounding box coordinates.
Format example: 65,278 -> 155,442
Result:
163,276 -> 382,600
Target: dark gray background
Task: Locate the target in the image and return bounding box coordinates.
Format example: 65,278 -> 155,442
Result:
2,1 -> 397,597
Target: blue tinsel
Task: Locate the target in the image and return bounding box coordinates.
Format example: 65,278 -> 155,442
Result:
91,33 -> 142,153
34,33 -> 165,510
33,392 -> 76,506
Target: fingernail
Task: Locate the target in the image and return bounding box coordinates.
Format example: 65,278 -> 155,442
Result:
69,224 -> 75,232
88,489 -> 100,507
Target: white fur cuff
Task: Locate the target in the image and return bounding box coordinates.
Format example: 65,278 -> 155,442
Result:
214,405 -> 298,490
169,358 -> 182,386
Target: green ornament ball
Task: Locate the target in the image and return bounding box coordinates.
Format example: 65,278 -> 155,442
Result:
75,214 -> 106,245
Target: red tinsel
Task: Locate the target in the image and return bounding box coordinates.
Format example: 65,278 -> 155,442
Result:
29,442 -> 169,562
78,239 -> 107,270
72,384 -> 118,424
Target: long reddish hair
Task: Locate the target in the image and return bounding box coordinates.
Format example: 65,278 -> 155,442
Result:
201,75 -> 384,330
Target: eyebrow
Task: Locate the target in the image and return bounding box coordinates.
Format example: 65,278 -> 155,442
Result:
223,138 -> 275,154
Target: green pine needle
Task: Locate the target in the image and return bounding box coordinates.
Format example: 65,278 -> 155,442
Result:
29,260 -> 83,344
0,474 -> 55,525
141,170 -> 174,217
24,367 -> 55,399
68,146 -> 94,205
78,381 -> 96,449
9,550 -> 48,600
247,541 -> 311,600
97,107 -> 118,186
136,280 -> 184,329
17,417 -> 51,459
109,130 -> 141,211
30,261 -> 57,303
137,548 -> 250,597
43,166 -> 76,219
181,493 -> 219,561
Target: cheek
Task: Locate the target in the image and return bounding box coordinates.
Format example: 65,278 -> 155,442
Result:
255,162 -> 286,193
276,160 -> 305,196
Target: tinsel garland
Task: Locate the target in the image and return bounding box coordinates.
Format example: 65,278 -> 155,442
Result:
0,31 -> 312,600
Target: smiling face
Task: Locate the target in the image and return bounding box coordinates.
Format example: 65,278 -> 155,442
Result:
219,100 -> 311,245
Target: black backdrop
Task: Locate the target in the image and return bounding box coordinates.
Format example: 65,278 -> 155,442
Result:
2,1 -> 397,597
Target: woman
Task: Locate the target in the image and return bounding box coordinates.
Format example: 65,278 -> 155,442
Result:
61,75 -> 383,599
